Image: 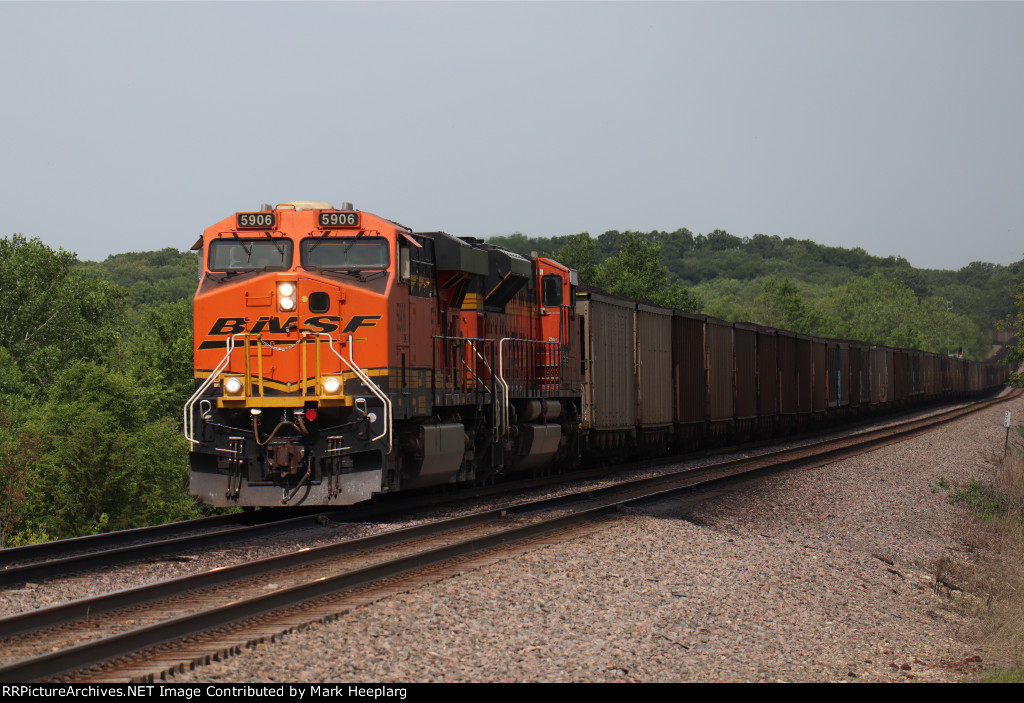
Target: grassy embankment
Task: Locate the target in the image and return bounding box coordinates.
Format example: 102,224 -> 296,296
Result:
936,430 -> 1024,682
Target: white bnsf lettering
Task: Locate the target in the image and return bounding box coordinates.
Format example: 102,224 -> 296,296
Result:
207,315 -> 381,336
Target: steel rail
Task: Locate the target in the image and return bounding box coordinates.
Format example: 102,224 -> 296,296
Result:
0,513 -> 245,567
0,510 -> 328,588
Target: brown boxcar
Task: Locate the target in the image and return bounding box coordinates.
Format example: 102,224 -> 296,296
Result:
869,348 -> 888,404
756,327 -> 779,418
635,303 -> 673,429
909,351 -> 923,397
968,362 -> 982,393
885,349 -> 896,402
893,350 -> 909,403
811,338 -> 828,413
673,310 -> 707,428
848,343 -> 865,407
795,335 -> 813,414
922,353 -> 941,398
734,323 -> 758,420
826,341 -> 850,408
838,342 -> 851,407
952,357 -> 966,394
777,331 -> 797,415
706,317 -> 734,424
577,291 -> 635,431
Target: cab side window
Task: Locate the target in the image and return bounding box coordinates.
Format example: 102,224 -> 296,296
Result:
542,274 -> 563,307
400,237 -> 436,298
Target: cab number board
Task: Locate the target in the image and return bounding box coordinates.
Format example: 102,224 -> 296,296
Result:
319,212 -> 360,228
237,212 -> 276,228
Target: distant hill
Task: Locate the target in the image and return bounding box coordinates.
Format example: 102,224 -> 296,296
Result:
77,248 -> 198,310
489,228 -> 1023,361
73,238 -> 1022,362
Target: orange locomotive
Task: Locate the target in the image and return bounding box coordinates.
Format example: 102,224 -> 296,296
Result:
185,201 -> 583,506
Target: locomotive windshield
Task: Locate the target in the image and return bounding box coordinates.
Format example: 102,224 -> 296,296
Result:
208,240 -> 292,272
301,238 -> 389,271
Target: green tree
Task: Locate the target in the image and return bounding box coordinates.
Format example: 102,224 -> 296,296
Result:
0,235 -> 126,390
593,232 -> 700,311
1000,277 -> 1024,386
917,297 -> 988,360
690,277 -> 767,323
78,248 -> 199,311
117,300 -> 195,418
553,232 -> 598,283
595,230 -> 626,264
18,362 -> 202,540
752,277 -> 821,334
482,226 -> 1010,354
0,412 -> 40,547
816,273 -> 923,349
701,229 -> 744,251
0,346 -> 25,402
657,228 -> 695,264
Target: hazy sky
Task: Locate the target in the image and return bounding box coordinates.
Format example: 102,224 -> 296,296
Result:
2,1 -> 1021,270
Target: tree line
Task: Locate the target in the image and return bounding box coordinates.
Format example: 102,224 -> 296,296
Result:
0,237 -> 203,547
491,228 -> 1021,361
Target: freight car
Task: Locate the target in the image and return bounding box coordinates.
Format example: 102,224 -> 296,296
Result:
184,203 -> 1010,507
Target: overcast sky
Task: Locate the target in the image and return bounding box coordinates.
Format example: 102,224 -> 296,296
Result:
2,1 -> 1021,271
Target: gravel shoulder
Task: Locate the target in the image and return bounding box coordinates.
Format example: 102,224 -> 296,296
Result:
168,395 -> 1019,683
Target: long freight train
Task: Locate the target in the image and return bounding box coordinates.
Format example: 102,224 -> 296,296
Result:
185,202 -> 1010,507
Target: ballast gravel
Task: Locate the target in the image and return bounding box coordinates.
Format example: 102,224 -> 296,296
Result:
168,394 -> 1020,683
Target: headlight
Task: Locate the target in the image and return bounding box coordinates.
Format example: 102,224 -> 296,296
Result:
223,376 -> 244,395
278,281 -> 297,312
322,376 -> 341,395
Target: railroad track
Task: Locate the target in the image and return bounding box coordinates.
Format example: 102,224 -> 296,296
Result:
0,388 -> 1015,683
4,390 -> 1008,590
0,509 -> 335,588
0,475 -> 622,591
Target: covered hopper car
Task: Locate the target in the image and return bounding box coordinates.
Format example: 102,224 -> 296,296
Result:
185,203 -> 1010,507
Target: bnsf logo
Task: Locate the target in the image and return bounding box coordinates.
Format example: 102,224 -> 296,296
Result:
207,315 -> 381,335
